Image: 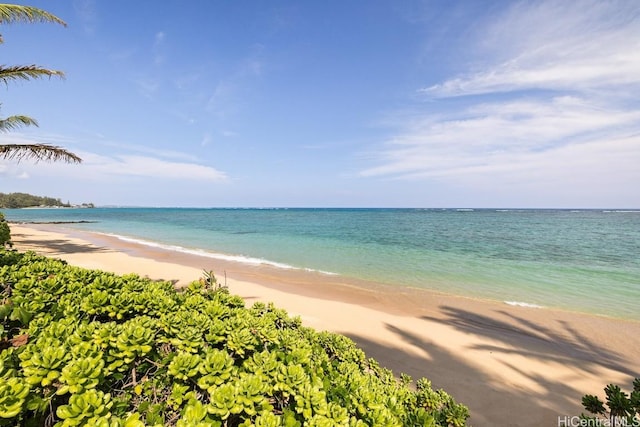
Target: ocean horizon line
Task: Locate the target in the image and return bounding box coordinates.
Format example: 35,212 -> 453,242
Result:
14,206 -> 640,212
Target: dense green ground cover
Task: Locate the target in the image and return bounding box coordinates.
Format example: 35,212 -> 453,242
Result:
0,249 -> 468,426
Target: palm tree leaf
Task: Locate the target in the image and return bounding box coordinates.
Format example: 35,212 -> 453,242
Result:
0,115 -> 38,132
0,144 -> 82,163
0,4 -> 77,166
0,65 -> 65,85
0,4 -> 66,27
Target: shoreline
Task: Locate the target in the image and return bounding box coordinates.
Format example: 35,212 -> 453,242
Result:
9,223 -> 640,426
9,219 -> 640,322
32,223 -> 640,324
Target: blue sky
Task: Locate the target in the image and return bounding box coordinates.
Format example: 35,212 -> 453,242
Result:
1,0 -> 638,208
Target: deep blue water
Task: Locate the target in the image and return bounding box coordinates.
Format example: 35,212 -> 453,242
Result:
4,207 -> 640,319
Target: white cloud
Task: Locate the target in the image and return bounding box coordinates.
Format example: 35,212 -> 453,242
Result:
364,0 -> 640,205
0,134 -> 227,182
0,161 -> 36,180
0,133 -> 77,147
423,0 -> 640,97
1,152 -> 227,182
97,140 -> 201,163
363,96 -> 640,178
80,153 -> 227,181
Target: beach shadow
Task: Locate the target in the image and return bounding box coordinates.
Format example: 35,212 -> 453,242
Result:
421,306 -> 635,377
11,233 -> 113,256
345,321 -> 586,427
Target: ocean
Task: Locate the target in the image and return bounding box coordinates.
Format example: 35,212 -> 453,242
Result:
4,207 -> 639,320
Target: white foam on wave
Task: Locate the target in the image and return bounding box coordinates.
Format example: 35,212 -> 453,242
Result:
97,232 -> 337,275
504,300 -> 544,309
303,267 -> 338,276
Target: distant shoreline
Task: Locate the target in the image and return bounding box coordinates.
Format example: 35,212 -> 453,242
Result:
15,206 -> 95,210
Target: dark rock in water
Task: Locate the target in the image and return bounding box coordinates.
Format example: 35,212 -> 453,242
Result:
9,220 -> 98,224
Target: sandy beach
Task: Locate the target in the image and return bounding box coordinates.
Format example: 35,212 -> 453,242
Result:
9,223 -> 640,426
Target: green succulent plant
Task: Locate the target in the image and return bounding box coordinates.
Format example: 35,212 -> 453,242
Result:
55,389 -> 113,426
196,349 -> 236,393
57,355 -> 105,395
0,377 -> 29,419
20,339 -> 68,387
168,352 -> 202,381
0,248 -> 469,426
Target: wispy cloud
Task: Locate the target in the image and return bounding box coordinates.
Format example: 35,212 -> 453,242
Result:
129,31 -> 167,98
108,47 -> 137,62
206,81 -> 238,119
97,140 -> 202,163
364,0 -> 640,202
80,153 -> 227,181
135,77 -> 160,98
0,134 -> 227,182
423,0 -> 640,97
0,163 -> 28,179
205,45 -> 266,120
174,72 -> 201,91
2,151 -> 228,182
0,132 -> 80,148
200,132 -> 212,146
73,0 -> 97,35
153,31 -> 166,65
363,96 -> 639,178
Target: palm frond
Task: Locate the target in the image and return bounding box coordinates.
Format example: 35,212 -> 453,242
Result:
0,115 -> 38,132
0,5 -> 75,165
0,4 -> 66,27
0,65 -> 65,85
0,144 -> 82,163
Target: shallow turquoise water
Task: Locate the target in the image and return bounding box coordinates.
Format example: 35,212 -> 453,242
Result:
5,208 -> 640,320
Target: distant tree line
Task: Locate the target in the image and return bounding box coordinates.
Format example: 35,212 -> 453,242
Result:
0,192 -> 93,208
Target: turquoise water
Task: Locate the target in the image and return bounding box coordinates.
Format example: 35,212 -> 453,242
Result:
4,208 -> 640,320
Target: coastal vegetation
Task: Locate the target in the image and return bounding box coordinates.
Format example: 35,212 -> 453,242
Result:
0,192 -> 93,209
0,248 -> 469,426
0,4 -> 81,164
0,214 -> 9,248
580,380 -> 640,426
